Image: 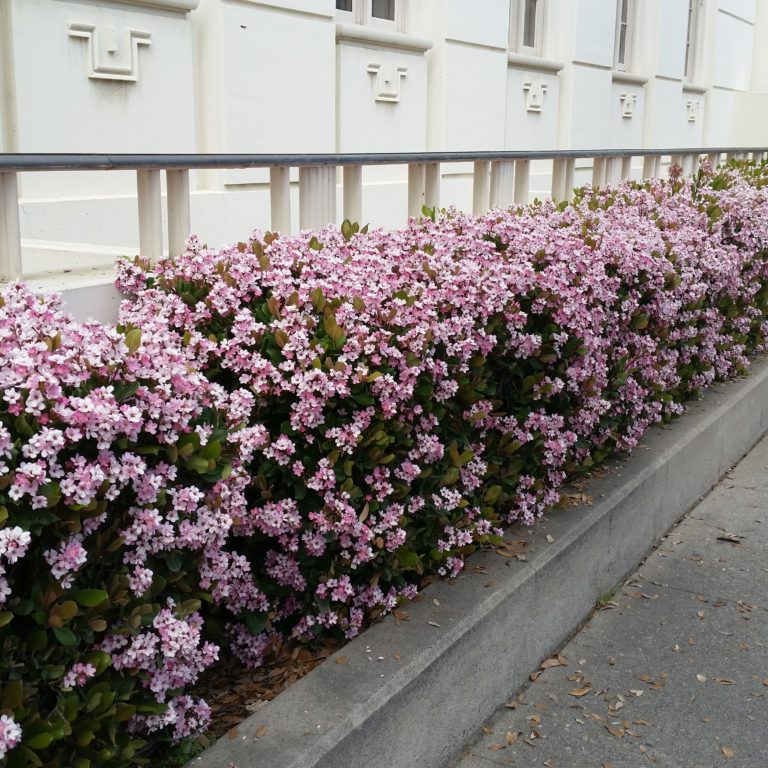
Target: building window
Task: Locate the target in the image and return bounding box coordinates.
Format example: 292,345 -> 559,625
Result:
684,0 -> 703,81
336,0 -> 401,30
510,0 -> 545,55
613,0 -> 635,71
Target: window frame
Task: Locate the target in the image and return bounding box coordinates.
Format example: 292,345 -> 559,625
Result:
684,0 -> 704,82
335,0 -> 403,32
509,0 -> 545,56
613,0 -> 636,72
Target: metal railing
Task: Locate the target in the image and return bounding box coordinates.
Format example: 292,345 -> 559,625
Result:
1,147 -> 767,282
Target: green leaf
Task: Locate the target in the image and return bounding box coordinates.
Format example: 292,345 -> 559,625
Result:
340,219 -> 354,241
136,702 -> 168,715
245,613 -> 268,635
72,589 -> 109,608
52,627 -> 78,647
1,679 -> 23,709
0,611 -> 13,628
26,732 -> 54,750
124,328 -> 142,354
396,549 -> 423,573
484,485 -> 502,504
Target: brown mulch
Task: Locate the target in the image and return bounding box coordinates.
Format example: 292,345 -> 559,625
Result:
193,637 -> 342,739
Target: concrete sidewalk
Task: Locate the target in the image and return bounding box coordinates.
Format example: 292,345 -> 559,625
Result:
449,434 -> 768,768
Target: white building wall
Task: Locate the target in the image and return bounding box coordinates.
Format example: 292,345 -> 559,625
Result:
0,0 -> 766,316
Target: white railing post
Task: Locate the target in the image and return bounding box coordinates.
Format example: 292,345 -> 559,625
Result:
137,169 -> 163,260
0,171 -> 22,282
270,166 -> 291,234
299,165 -> 336,232
472,161 -> 490,213
424,162 -> 440,210
670,153 -> 684,170
408,163 -> 426,218
592,157 -> 606,188
682,153 -> 697,176
620,156 -> 632,180
490,160 -> 515,208
642,155 -> 661,178
706,152 -> 718,168
605,156 -> 623,185
166,169 -> 191,257
408,163 -> 426,219
343,165 -> 363,224
514,159 -> 530,204
551,158 -> 574,202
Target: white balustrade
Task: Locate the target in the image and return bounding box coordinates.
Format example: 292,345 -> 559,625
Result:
136,169 -> 163,260
408,163 -> 425,218
490,160 -> 515,208
166,169 -> 191,257
552,158 -> 575,201
0,172 -> 22,282
514,159 -> 530,204
269,166 -> 291,234
472,161 -> 490,213
643,155 -> 661,178
424,162 -> 440,210
343,165 -> 363,224
299,165 -> 336,232
1,148 -> 764,283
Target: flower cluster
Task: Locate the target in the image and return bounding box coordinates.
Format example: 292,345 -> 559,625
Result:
115,160 -> 768,672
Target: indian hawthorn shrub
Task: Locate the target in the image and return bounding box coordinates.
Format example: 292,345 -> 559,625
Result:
1,160 -> 768,764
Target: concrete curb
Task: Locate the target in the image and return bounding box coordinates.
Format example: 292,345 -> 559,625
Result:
190,356 -> 768,768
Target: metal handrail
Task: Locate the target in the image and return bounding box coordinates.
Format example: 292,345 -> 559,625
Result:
1,147 -> 766,283
0,147 -> 766,171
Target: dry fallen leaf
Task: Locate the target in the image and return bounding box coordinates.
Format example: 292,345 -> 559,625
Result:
227,726 -> 239,740
526,714 -> 541,726
530,670 -> 542,681
696,674 -> 707,683
722,745 -> 734,760
714,677 -> 736,685
541,657 -> 562,669
482,726 -> 494,735
546,534 -> 555,543
254,724 -> 268,739
488,743 -> 506,751
393,610 -> 410,621
569,686 -> 592,697
427,621 -> 441,628
335,656 -> 349,665
505,731 -> 519,745
606,725 -> 625,738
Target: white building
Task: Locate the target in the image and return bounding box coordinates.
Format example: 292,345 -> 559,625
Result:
0,0 -> 766,318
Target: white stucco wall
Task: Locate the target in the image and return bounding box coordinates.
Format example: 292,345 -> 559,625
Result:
1,0 -> 766,313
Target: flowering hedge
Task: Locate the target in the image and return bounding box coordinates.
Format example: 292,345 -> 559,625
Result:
1,160 -> 768,764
